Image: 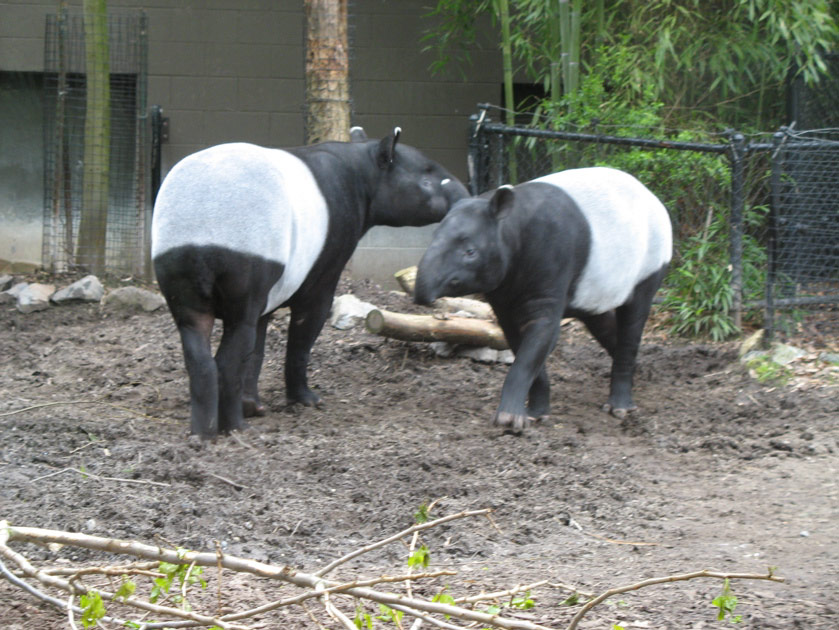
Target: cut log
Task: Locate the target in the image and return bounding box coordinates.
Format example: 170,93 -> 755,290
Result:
436,296 -> 495,320
366,308 -> 509,350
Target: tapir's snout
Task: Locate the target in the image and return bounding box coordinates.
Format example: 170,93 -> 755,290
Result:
413,270 -> 438,305
413,251 -> 443,306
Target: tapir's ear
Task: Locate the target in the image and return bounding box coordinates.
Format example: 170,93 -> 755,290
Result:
350,126 -> 368,142
376,126 -> 402,169
489,185 -> 515,221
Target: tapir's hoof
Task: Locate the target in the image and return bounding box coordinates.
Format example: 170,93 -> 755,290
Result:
287,389 -> 322,408
602,402 -> 638,419
242,398 -> 266,418
494,411 -> 530,433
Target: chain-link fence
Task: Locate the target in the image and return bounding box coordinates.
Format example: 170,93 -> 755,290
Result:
43,9 -> 149,278
467,105 -> 838,340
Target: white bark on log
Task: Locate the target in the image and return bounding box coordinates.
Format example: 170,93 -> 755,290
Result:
366,309 -> 508,350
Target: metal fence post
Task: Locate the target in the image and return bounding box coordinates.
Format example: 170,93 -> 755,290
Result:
727,132 -> 746,331
766,130 -> 785,343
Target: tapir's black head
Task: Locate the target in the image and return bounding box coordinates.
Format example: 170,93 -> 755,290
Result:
365,127 -> 469,227
414,186 -> 515,305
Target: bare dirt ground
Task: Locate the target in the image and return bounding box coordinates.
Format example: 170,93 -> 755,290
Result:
1,273 -> 837,629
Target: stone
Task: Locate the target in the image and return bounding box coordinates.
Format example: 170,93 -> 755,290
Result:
430,341 -> 456,358
0,274 -> 13,291
819,352 -> 839,365
17,283 -> 56,313
330,293 -> 376,330
770,343 -> 807,366
0,281 -> 28,304
102,286 -> 166,312
457,346 -> 499,363
51,274 -> 105,304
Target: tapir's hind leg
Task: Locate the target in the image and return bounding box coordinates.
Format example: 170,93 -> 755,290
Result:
604,269 -> 666,418
242,313 -> 271,417
578,311 -> 618,358
175,310 -> 218,437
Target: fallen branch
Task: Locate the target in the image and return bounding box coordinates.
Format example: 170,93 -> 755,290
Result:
565,569 -> 784,630
0,516 -> 786,630
366,309 -> 509,350
29,466 -> 170,487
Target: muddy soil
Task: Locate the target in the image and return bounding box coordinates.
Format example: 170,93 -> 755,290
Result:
1,274 -> 837,629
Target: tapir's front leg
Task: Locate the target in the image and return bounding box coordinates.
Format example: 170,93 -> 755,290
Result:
494,314 -> 561,432
284,290 -> 334,407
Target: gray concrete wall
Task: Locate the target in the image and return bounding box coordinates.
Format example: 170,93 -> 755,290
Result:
0,0 -> 502,283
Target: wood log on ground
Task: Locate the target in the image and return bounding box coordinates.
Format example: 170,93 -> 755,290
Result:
394,266 -> 417,294
366,308 -> 509,350
436,296 -> 495,320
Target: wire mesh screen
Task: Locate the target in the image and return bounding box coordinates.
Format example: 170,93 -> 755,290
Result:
469,106 -> 839,338
769,130 -> 839,334
43,10 -> 149,278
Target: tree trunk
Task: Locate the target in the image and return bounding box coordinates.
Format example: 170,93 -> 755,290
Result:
305,0 -> 350,144
78,0 -> 110,274
366,309 -> 509,350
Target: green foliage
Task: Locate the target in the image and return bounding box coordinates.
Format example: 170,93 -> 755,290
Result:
149,558 -> 207,609
423,0 -> 839,128
661,203 -> 768,341
79,591 -> 106,628
483,590 -> 536,615
354,602 -> 374,629
432,590 -> 457,619
112,577 -> 136,602
712,578 -> 743,623
376,603 -> 404,624
745,355 -> 793,385
408,544 -> 431,569
414,502 -> 430,524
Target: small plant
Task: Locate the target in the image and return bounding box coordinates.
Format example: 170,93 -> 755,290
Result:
712,578 -> 743,623
745,355 -> 793,385
376,603 -> 404,624
149,553 -> 208,611
354,602 -> 374,629
79,591 -> 106,628
408,544 -> 430,569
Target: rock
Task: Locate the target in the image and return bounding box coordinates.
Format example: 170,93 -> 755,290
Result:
17,283 -> 56,313
330,293 -> 376,330
430,341 -> 456,358
102,286 -> 166,312
0,281 -> 28,304
819,352 -> 839,365
739,328 -> 764,357
0,274 -> 13,291
497,349 -> 515,364
432,342 -> 514,364
457,346 -> 499,363
770,343 -> 807,366
51,274 -> 105,304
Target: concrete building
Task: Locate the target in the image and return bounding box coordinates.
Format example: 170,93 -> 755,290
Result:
0,0 -> 502,284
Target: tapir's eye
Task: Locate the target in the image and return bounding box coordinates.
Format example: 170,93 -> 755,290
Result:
420,177 -> 433,190
464,247 -> 477,259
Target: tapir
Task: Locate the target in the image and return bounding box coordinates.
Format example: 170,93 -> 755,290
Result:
152,127 -> 468,437
414,167 -> 672,431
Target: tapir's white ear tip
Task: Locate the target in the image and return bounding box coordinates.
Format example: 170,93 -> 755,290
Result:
394,126 -> 402,136
441,178 -> 451,186
350,126 -> 364,133
499,184 -> 514,191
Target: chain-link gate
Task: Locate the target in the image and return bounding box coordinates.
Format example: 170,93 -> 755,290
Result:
468,105 -> 839,341
43,10 -> 149,278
